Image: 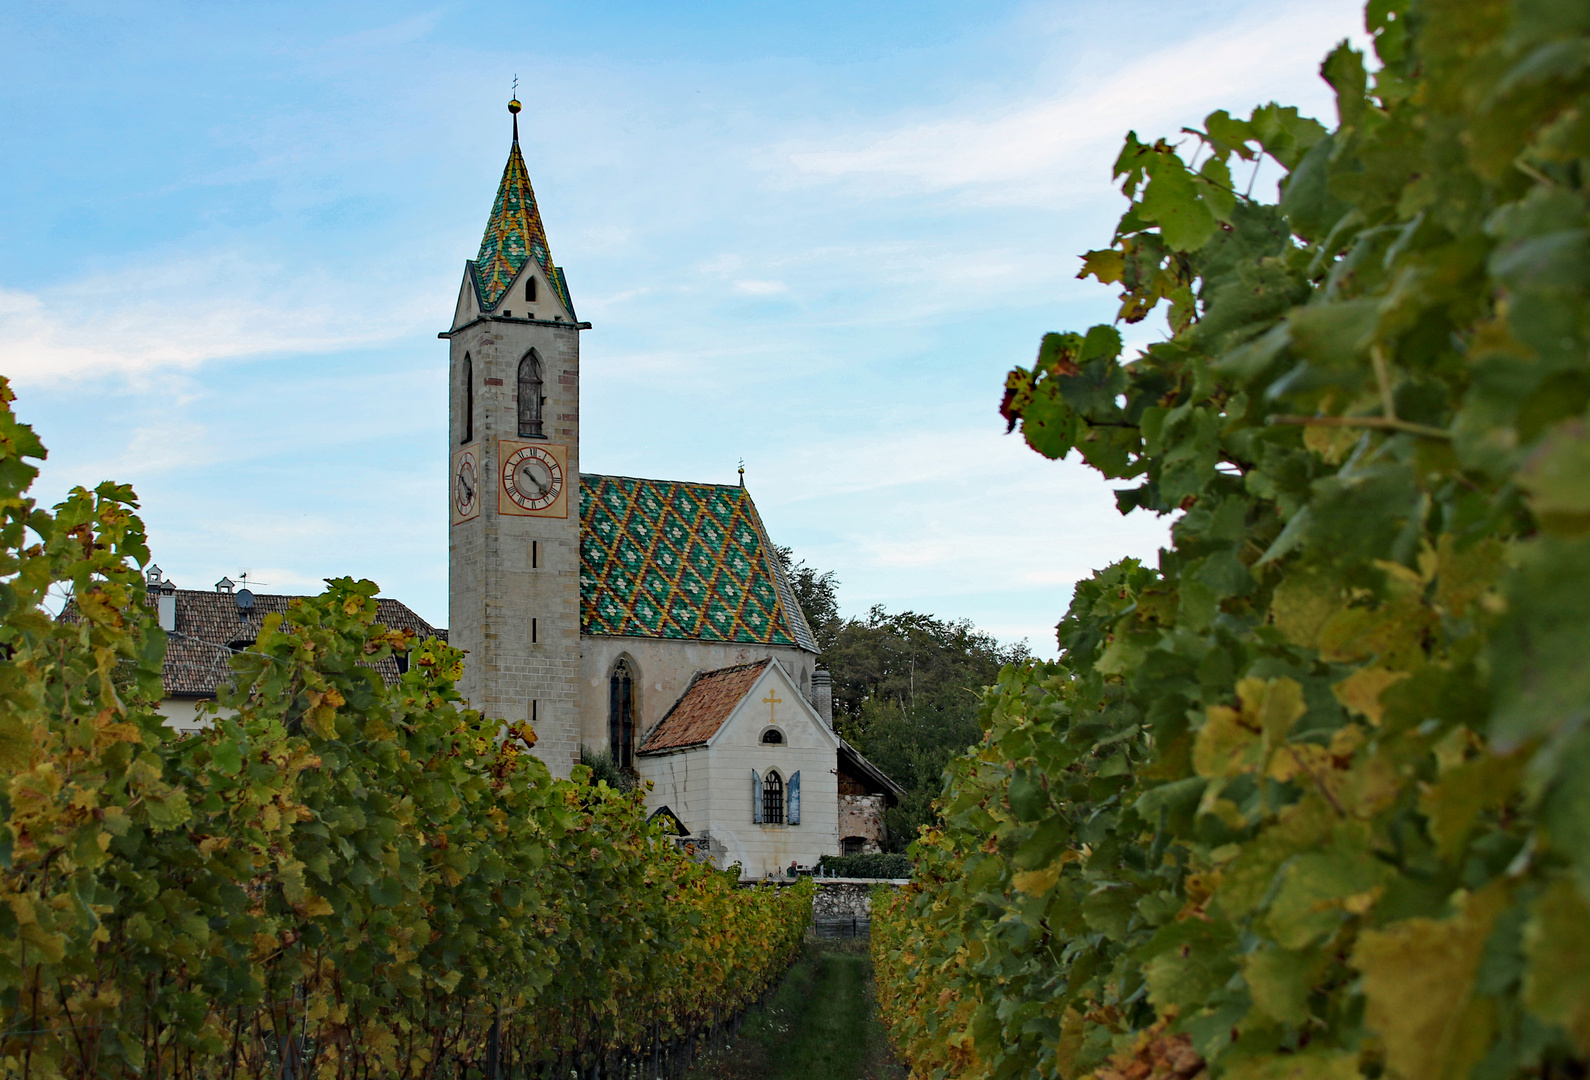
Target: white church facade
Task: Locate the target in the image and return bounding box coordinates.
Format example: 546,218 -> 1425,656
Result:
443,100 -> 899,876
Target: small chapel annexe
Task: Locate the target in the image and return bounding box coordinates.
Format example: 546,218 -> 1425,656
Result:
635,659 -> 839,875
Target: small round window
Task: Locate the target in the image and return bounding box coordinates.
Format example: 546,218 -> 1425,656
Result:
761,729 -> 784,744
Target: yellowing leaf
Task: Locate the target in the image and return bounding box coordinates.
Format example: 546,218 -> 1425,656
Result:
1243,946 -> 1318,1023
1195,678 -> 1306,778
1011,866 -> 1061,897
1418,751 -> 1525,859
1333,666 -> 1410,725
1194,705 -> 1261,778
1351,884 -> 1508,1080
1079,248 -> 1125,285
1220,1050 -> 1360,1080
1522,880 -> 1590,1053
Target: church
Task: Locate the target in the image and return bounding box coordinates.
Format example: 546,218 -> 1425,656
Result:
442,99 -> 899,875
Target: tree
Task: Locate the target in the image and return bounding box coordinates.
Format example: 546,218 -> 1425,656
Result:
774,541 -> 1031,849
773,544 -> 841,652
828,608 -> 1027,849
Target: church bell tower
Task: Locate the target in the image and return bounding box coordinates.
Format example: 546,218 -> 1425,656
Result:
444,97 -> 585,776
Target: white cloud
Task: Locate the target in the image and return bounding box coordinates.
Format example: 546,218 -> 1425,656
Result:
733,279 -> 788,295
0,254 -> 437,386
782,0 -> 1366,202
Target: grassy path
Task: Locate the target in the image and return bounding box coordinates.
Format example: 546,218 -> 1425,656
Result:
686,940 -> 905,1080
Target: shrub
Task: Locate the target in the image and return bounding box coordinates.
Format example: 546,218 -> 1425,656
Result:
0,380 -> 813,1079
874,3 -> 1590,1079
819,853 -> 912,879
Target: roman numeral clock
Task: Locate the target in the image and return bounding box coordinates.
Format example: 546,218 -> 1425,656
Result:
498,441 -> 569,517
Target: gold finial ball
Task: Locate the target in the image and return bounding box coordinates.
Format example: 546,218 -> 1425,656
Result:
508,98 -> 522,114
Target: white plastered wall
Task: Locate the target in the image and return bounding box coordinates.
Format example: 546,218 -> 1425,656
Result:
157,697 -> 237,735
579,637 -> 817,757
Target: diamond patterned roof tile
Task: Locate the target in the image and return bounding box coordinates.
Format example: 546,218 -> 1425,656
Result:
472,136 -> 575,315
579,474 -> 818,652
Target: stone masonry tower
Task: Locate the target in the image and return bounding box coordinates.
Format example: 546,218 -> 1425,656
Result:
443,98 -> 586,777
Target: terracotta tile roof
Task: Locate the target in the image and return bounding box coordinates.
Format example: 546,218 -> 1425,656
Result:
638,659 -> 770,754
471,135 -> 573,315
61,587 -> 445,699
579,475 -> 818,652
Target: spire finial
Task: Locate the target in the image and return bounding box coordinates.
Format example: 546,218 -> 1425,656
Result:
738,458 -> 745,488
508,77 -> 521,143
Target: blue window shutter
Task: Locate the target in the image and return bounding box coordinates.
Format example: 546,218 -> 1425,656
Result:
789,771 -> 801,825
752,770 -> 763,824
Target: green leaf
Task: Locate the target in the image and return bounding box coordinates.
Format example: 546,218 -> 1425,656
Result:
1243,945 -> 1320,1024
1140,155 -> 1219,252
1522,879 -> 1590,1053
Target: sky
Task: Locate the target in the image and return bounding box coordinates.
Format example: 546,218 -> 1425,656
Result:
0,0 -> 1367,655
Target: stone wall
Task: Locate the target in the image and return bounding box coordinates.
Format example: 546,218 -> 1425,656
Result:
838,793 -> 887,853
811,879 -> 884,920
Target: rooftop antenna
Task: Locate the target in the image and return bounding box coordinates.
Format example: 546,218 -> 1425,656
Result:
738,458 -> 745,488
509,77 -> 521,143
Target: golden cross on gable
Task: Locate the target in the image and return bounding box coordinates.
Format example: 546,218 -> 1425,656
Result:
762,690 -> 782,723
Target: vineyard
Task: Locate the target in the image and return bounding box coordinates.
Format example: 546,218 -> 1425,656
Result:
874,2 -> 1590,1080
0,381 -> 812,1079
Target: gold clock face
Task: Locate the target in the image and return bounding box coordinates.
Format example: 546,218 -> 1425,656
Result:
454,451 -> 479,519
502,444 -> 564,511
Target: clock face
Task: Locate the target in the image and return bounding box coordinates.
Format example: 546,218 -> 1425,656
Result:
502,444 -> 564,511
454,451 -> 479,519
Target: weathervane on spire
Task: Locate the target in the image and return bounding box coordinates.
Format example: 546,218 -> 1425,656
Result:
509,76 -> 522,143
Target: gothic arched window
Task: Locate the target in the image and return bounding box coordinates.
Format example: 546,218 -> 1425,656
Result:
762,770 -> 785,825
518,352 -> 544,438
609,658 -> 635,769
461,355 -> 474,445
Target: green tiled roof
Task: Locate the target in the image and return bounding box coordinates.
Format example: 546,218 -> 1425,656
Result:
579,474 -> 818,652
472,137 -> 574,315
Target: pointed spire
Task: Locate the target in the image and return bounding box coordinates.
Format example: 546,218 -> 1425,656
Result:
473,96 -> 574,314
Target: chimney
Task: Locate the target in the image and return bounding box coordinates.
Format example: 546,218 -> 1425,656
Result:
157,580 -> 176,632
215,577 -> 234,594
812,669 -> 833,727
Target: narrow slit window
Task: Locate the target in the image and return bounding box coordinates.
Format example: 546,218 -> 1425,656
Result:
461,355 -> 474,444
531,541 -> 540,569
531,618 -> 538,644
609,658 -> 635,769
762,770 -> 785,825
518,352 -> 544,438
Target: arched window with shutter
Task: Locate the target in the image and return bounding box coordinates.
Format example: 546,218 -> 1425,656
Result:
461,355 -> 473,444
608,658 -> 635,769
518,351 -> 544,438
762,770 -> 785,825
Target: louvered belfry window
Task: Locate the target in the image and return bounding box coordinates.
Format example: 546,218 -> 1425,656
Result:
762,770 -> 785,825
518,351 -> 544,438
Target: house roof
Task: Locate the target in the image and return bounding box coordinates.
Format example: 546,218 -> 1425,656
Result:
63,586 -> 446,699
637,659 -> 771,753
579,474 -> 818,652
839,740 -> 905,804
470,133 -> 574,315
